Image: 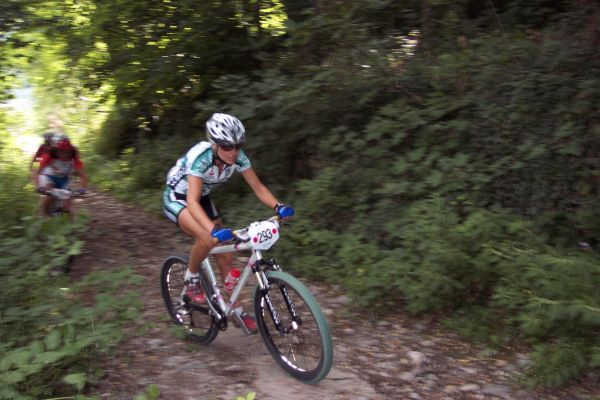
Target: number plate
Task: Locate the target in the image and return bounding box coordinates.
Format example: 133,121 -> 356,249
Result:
52,189 -> 72,200
247,221 -> 280,250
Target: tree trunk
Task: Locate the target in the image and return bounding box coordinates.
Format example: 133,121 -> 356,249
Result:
419,0 -> 431,52
579,0 -> 599,47
256,0 -> 261,35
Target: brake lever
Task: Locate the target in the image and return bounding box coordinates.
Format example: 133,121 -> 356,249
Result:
233,236 -> 250,244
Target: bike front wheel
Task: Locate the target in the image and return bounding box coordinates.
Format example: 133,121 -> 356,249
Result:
254,270 -> 333,383
161,254 -> 219,344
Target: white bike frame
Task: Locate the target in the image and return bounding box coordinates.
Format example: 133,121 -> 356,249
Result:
44,188 -> 82,216
199,217 -> 281,334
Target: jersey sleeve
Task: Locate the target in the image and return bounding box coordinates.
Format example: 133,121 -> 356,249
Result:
235,150 -> 252,172
39,154 -> 53,169
34,145 -> 46,159
189,149 -> 213,178
73,155 -> 84,170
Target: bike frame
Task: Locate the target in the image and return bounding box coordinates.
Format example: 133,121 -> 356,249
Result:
163,215 -> 333,382
197,218 -> 298,335
201,246 -> 267,318
43,188 -> 82,217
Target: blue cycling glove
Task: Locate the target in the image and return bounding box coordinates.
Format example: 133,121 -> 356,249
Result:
274,203 -> 295,219
211,225 -> 234,243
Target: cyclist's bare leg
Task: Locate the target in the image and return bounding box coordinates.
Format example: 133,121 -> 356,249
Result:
40,181 -> 54,216
215,252 -> 234,282
210,218 -> 234,277
63,198 -> 73,220
210,217 -> 244,306
178,208 -> 212,274
41,196 -> 52,215
178,210 -> 244,306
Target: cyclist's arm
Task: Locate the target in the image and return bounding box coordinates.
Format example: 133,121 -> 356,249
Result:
33,154 -> 50,188
74,169 -> 88,189
187,175 -> 217,232
32,166 -> 41,188
72,157 -> 88,189
241,167 -> 279,210
30,145 -> 46,170
29,160 -> 38,184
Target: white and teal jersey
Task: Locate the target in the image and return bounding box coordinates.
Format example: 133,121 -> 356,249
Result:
166,141 -> 251,197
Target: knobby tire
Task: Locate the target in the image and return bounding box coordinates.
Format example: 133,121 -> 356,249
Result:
161,254 -> 219,344
254,270 -> 333,383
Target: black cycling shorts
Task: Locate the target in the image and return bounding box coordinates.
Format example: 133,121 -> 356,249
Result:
163,187 -> 220,225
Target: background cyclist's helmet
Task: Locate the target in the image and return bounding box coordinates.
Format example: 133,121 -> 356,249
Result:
50,133 -> 70,147
54,137 -> 74,152
206,113 -> 246,146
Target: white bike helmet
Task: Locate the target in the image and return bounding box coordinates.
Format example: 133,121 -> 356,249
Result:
50,133 -> 69,146
206,113 -> 246,146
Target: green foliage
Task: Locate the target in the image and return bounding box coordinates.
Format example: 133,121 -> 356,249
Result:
6,0 -> 600,388
0,134 -> 38,226
133,384 -> 160,400
528,339 -> 590,388
234,392 -> 256,400
442,306 -> 509,348
0,216 -> 142,398
0,137 -> 142,398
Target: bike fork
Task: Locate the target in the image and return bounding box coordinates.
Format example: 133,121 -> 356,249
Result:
280,285 -> 302,327
255,257 -> 301,333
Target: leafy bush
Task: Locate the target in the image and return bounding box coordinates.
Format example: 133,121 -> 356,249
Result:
0,135 -> 142,398
87,135 -> 196,215
527,339 -> 591,388
0,149 -> 37,227
57,0 -> 600,387
285,196 -> 600,386
0,216 -> 142,399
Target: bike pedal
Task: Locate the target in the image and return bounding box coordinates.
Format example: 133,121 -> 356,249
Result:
217,318 -> 228,331
177,308 -> 190,316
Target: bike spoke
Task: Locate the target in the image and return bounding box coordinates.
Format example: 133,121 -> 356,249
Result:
161,256 -> 218,344
260,280 -> 325,372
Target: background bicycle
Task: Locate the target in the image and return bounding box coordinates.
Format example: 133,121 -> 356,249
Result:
38,187 -> 86,273
39,187 -> 85,218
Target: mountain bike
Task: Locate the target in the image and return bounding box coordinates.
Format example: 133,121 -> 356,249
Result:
39,187 -> 84,218
39,187 -> 85,273
160,216 -> 333,384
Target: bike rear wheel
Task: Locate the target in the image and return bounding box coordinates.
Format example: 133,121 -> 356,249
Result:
254,271 -> 333,383
161,254 -> 218,344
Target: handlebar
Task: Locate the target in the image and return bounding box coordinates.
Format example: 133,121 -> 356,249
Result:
212,215 -> 284,245
39,188 -> 86,199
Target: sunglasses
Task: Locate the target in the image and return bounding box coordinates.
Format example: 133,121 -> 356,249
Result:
220,144 -> 243,151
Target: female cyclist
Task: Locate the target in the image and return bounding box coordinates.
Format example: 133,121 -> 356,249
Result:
163,113 -> 294,332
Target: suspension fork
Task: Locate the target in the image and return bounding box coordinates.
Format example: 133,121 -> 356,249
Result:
280,283 -> 302,327
255,256 -> 301,333
253,251 -> 284,334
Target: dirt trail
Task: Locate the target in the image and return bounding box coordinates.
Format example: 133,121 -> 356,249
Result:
72,191 -> 598,400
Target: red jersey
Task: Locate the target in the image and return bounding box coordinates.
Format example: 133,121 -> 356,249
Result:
34,144 -> 52,161
39,153 -> 84,177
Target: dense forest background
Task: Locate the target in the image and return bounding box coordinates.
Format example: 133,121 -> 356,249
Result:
1,0 -> 599,395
